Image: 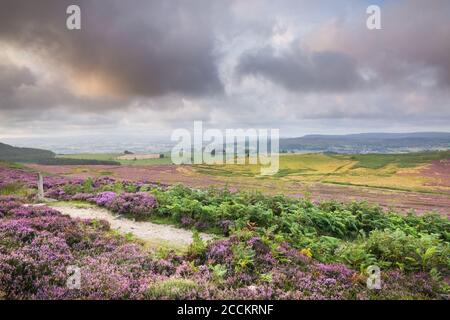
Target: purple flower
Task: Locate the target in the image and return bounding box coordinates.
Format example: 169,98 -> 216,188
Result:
92,192 -> 117,206
107,192 -> 157,218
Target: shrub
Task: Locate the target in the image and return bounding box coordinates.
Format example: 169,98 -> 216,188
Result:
365,229 -> 449,272
108,192 -> 157,218
188,230 -> 207,258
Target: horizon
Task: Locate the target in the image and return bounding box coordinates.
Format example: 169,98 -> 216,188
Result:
2,130 -> 450,154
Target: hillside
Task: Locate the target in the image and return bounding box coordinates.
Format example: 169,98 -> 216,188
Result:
0,142 -> 120,165
0,142 -> 55,162
280,132 -> 450,153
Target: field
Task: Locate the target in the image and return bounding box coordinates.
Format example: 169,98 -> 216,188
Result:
194,151 -> 450,193
57,153 -> 173,165
28,151 -> 450,215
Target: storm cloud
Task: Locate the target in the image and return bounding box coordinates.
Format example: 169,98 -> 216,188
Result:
237,46 -> 365,92
0,0 -> 449,139
0,0 -> 224,100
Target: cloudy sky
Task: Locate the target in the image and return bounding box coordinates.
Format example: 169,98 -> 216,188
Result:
0,0 -> 449,144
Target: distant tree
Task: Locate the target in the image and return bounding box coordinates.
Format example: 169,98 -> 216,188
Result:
124,150 -> 134,155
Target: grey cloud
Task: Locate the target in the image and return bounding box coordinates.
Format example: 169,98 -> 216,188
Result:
0,0 -> 449,138
0,64 -> 36,98
0,0 -> 224,100
237,46 -> 365,92
307,0 -> 450,91
235,0 -> 450,94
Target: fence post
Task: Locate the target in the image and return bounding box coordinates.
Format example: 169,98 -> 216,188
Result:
37,172 -> 44,200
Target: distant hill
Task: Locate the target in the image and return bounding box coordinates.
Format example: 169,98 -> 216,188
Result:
279,132 -> 450,153
0,142 -> 55,162
0,142 -> 120,165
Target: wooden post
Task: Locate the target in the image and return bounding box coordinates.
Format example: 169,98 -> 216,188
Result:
37,172 -> 44,200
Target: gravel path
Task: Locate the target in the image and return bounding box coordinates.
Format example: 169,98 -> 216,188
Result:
48,205 -> 213,248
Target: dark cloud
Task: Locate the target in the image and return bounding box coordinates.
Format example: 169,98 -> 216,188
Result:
237,46 -> 365,92
0,64 -> 36,98
305,0 -> 450,90
236,0 -> 450,94
0,0 -> 224,99
0,0 -> 449,138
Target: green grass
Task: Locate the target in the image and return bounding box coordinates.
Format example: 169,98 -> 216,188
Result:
57,153 -> 121,161
332,151 -> 450,169
118,157 -> 173,165
145,278 -> 199,299
191,151 -> 450,193
0,160 -> 25,169
57,153 -> 173,165
0,182 -> 27,196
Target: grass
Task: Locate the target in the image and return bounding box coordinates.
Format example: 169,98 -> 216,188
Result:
57,153 -> 121,161
145,278 -> 198,299
193,151 -> 450,193
0,182 -> 28,196
0,160 -> 25,169
331,151 -> 450,169
118,157 -> 173,165
57,153 -> 173,165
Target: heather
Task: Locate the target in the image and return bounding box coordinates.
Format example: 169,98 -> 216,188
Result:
0,198 -> 444,299
0,166 -> 449,299
3,166 -> 450,274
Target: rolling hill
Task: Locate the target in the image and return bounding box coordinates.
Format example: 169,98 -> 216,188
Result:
280,132 -> 450,153
0,142 -> 120,165
0,142 -> 55,162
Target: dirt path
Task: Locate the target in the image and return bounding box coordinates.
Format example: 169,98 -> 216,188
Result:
48,205 -> 214,248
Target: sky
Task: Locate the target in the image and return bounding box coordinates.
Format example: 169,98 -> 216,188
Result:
0,0 -> 449,145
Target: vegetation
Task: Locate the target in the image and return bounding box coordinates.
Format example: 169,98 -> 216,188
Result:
150,185 -> 449,273
279,132 -> 450,153
0,196 -> 446,299
194,151 -> 450,193
0,142 -> 55,162
333,151 -> 450,169
57,153 -> 173,165
0,142 -> 120,165
44,177 -> 450,277
35,158 -> 120,165
1,165 -> 449,299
